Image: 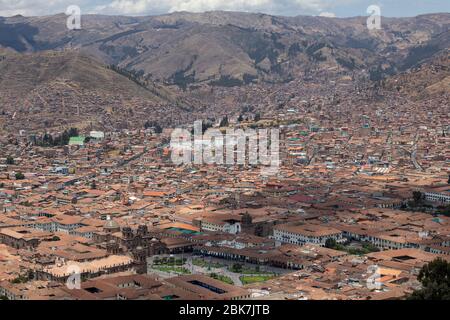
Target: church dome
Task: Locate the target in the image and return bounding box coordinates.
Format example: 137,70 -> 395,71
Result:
104,217 -> 120,230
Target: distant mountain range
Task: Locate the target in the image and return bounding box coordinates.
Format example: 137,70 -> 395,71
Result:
1,12 -> 449,87
0,12 -> 448,133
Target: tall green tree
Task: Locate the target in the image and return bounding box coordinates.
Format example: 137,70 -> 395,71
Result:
220,116 -> 229,127
413,191 -> 424,203
6,156 -> 14,165
15,172 -> 25,180
409,258 -> 450,300
144,121 -> 163,133
231,263 -> 242,273
68,127 -> 79,138
325,238 -> 337,249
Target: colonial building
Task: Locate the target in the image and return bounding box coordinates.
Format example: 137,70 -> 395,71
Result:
273,223 -> 344,247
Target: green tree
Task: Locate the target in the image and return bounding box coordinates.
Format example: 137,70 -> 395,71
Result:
413,191 -> 424,204
61,130 -> 70,145
154,124 -> 163,134
15,172 -> 25,180
362,242 -> 380,253
409,258 -> 450,300
42,133 -> 53,146
144,121 -> 163,133
6,156 -> 14,165
220,116 -> 229,127
436,205 -> 450,217
325,238 -> 337,249
231,263 -> 243,273
11,274 -> 28,284
68,127 -> 79,138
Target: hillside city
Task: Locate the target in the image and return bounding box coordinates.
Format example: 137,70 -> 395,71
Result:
0,9 -> 449,301
0,66 -> 449,300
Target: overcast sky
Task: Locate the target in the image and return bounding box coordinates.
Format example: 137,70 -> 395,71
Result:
0,0 -> 449,18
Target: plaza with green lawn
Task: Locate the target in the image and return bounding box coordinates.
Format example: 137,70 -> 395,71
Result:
240,275 -> 276,285
209,273 -> 234,285
152,265 -> 191,274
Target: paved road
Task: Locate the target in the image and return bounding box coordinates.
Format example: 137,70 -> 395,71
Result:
411,149 -> 423,171
399,144 -> 423,171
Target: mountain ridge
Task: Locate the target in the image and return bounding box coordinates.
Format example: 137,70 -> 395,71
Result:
1,12 -> 448,87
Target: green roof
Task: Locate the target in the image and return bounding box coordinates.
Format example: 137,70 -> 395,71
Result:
167,227 -> 201,235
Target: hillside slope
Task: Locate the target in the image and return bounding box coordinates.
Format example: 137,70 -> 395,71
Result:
0,12 -> 448,87
383,50 -> 450,99
0,50 -> 183,132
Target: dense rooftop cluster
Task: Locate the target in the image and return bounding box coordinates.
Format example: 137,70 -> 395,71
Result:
0,72 -> 448,299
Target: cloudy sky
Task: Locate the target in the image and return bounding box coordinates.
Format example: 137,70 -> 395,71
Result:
0,0 -> 449,17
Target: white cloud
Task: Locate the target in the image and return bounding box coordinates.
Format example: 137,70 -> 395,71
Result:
169,0 -> 272,13
319,11 -> 336,17
1,0 -> 446,18
94,0 -> 156,15
92,0 -> 342,16
0,0 -> 83,16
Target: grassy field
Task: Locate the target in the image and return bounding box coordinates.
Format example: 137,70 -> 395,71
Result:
209,273 -> 234,285
239,268 -> 269,275
240,275 -> 275,285
152,266 -> 191,274
328,241 -> 380,256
